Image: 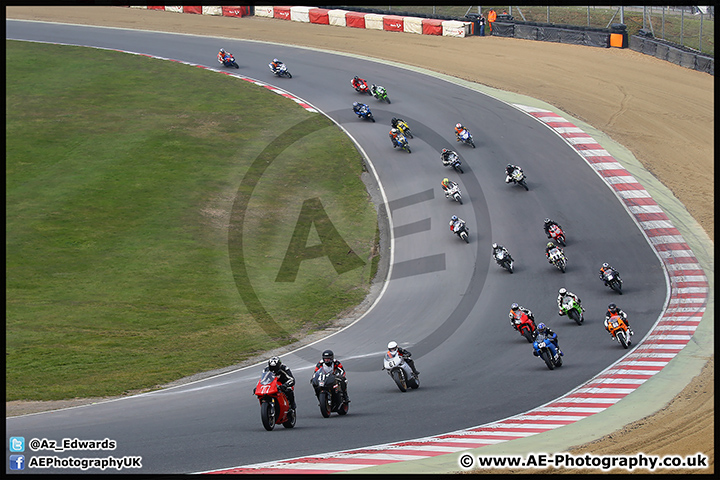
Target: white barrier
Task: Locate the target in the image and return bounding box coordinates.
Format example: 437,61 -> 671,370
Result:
442,20 -> 472,38
403,16 -> 423,35
165,6 -> 183,14
255,6 -> 274,18
290,6 -> 311,23
202,6 -> 222,16
364,13 -> 385,30
328,9 -> 347,27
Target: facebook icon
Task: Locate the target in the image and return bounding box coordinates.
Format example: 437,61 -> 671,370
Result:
9,454 -> 25,470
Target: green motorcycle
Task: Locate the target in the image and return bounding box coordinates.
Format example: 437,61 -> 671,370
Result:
370,84 -> 391,104
560,295 -> 584,325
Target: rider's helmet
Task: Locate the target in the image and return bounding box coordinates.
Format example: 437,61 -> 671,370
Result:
387,341 -> 398,353
321,349 -> 334,366
558,287 -> 567,296
511,303 -> 519,311
442,178 -> 450,188
608,303 -> 618,313
507,164 -> 514,170
268,356 -> 281,373
442,148 -> 448,154
451,215 -> 458,222
602,262 -> 609,269
537,322 -> 547,331
456,123 -> 462,129
220,48 -> 225,54
273,58 -> 279,63
547,242 -> 555,249
544,218 -> 551,225
391,128 -> 398,134
391,117 -> 398,124
353,102 -> 359,108
492,243 -> 498,249
353,75 -> 359,81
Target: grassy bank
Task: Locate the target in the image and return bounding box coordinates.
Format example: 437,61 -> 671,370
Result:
6,41 -> 378,401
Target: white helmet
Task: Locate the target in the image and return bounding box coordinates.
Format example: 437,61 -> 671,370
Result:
559,287 -> 567,295
273,58 -> 279,63
387,341 -> 398,351
492,243 -> 498,249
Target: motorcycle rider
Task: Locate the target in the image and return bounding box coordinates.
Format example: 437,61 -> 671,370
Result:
441,148 -> 458,166
369,83 -> 383,98
534,323 -> 563,356
604,303 -> 633,335
545,242 -> 563,262
387,341 -> 420,376
505,164 -> 522,183
389,127 -> 402,148
217,48 -> 231,65
351,75 -> 367,91
263,356 -> 296,410
390,117 -> 406,130
509,302 -> 535,331
269,58 -> 284,73
313,349 -> 350,403
449,215 -> 466,234
441,177 -> 459,197
543,218 -> 562,239
353,101 -> 369,117
557,287 -> 583,316
492,243 -> 513,263
599,263 -> 620,285
454,123 -> 466,141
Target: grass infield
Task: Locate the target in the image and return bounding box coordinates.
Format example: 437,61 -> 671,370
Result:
6,40 -> 378,401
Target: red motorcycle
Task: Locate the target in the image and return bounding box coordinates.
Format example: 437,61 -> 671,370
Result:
511,311 -> 537,343
253,370 -> 296,431
548,224 -> 566,246
352,78 -> 371,95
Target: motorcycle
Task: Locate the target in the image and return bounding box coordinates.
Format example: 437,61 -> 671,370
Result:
354,104 -> 375,122
310,366 -> 349,418
370,84 -> 391,104
396,120 -> 413,138
220,54 -> 239,69
494,249 -> 514,273
382,350 -> 419,392
533,333 -> 563,370
442,151 -> 463,174
452,221 -> 470,244
602,269 -> 623,295
396,134 -> 411,153
457,129 -> 476,148
353,78 -> 371,95
511,310 -> 536,342
510,169 -> 529,191
547,246 -> 567,273
560,296 -> 584,325
548,224 -> 566,246
445,182 -> 463,204
606,314 -> 632,349
270,63 -> 292,78
253,370 -> 296,431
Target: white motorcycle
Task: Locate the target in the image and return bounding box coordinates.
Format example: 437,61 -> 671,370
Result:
495,249 -> 514,273
548,247 -> 567,273
269,63 -> 292,78
383,350 -> 419,392
509,169 -> 529,190
445,183 -> 463,204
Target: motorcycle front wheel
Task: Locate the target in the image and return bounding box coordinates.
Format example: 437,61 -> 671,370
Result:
391,369 -> 407,392
318,392 -> 331,418
618,331 -> 629,349
611,280 -> 623,294
261,401 -> 276,431
568,309 -> 582,325
540,350 -> 555,370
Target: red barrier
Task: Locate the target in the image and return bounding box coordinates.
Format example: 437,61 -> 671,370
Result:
147,6 -> 164,10
183,6 -> 202,15
273,6 -> 291,20
422,18 -> 443,36
383,15 -> 404,32
309,8 -> 330,25
346,11 -> 368,29
222,6 -> 249,17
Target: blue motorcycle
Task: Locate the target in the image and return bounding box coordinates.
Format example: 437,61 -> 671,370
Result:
533,333 -> 563,370
353,104 -> 375,122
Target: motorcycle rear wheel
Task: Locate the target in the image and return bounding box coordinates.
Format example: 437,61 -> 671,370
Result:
261,401 -> 276,431
282,408 -> 296,428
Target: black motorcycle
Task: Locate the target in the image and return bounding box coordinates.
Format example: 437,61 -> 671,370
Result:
310,368 -> 349,417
